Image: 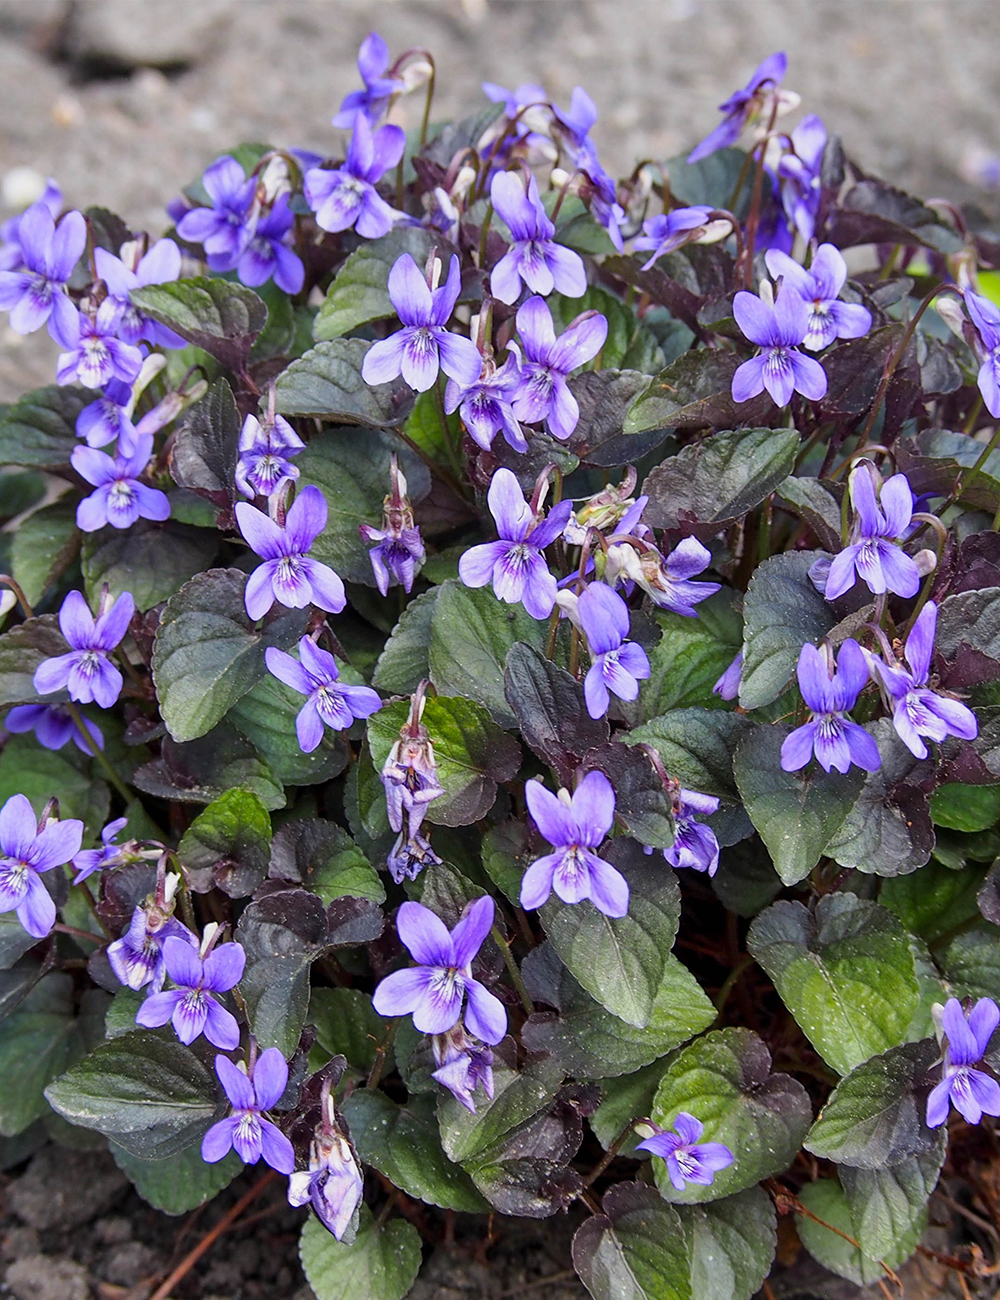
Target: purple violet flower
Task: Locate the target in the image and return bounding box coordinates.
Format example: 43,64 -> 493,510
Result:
235,411 -> 305,500
713,650 -> 743,702
5,704 -> 103,754
359,456 -> 425,595
579,163 -> 626,253
521,770 -> 628,918
176,156 -> 256,272
136,934 -> 245,1049
633,206 -> 717,270
0,180 -> 62,272
663,790 -> 721,876
776,114 -> 827,243
333,32 -> 405,128
202,1049 -> 295,1174
372,897 -> 507,1043
0,202 -> 84,342
824,464 -> 921,601
75,379 -> 137,450
781,640 -> 881,775
0,794 -> 83,939
107,900 -> 196,992
380,688 -> 444,845
71,816 -> 130,883
731,287 -> 828,407
33,589 -> 134,709
431,1024 -> 495,1114
265,635 -> 381,753
635,1113 -> 735,1190
577,581 -> 650,719
56,299 -> 143,391
688,52 -> 797,164
235,486 -> 346,621
489,171 -> 586,305
304,117 -> 406,240
71,430 -> 170,532
444,351 -> 526,452
94,238 -> 185,348
552,86 -> 600,166
965,290 -> 1000,418
458,467 -> 573,619
361,253 -> 482,393
926,998 -> 1000,1128
509,296 -> 608,440
764,244 -> 872,351
287,1081 -> 364,1241
871,601 -> 978,759
236,195 -> 304,295
608,534 -> 720,616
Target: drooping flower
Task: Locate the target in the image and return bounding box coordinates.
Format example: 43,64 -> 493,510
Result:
444,351 -> 526,452
71,816 -> 130,883
633,206 -> 725,270
521,770 -> 628,918
606,534 -> 720,616
235,411 -> 305,500
107,892 -> 197,993
481,81 -> 552,162
75,379 -> 138,450
176,156 -> 257,272
577,581 -> 650,719
333,32 -> 405,128
287,1078 -> 364,1240
265,635 -> 381,753
71,430 -> 170,532
56,299 -> 143,391
33,589 -> 134,709
94,238 -> 185,348
386,828 -> 442,885
509,296 -> 608,440
965,290 -> 1000,418
431,1023 -> 495,1114
361,253 -> 482,393
0,794 -> 83,939
0,202 -> 84,342
781,639 -> 881,775
824,464 -> 921,601
235,195 -> 304,295
635,1113 -> 735,1190
489,171 -> 586,305
926,997 -> 1000,1128
304,117 -> 406,240
379,684 -> 444,858
688,52 -> 799,164
136,932 -> 244,1049
713,650 -> 743,702
731,287 -> 828,407
764,244 -> 872,351
235,486 -> 346,621
663,790 -> 721,876
458,467 -> 573,619
5,704 -> 103,754
870,601 -> 978,759
552,86 -> 600,168
372,897 -> 507,1043
578,163 -> 626,253
202,1049 -> 295,1174
359,455 -> 425,595
775,113 -> 827,243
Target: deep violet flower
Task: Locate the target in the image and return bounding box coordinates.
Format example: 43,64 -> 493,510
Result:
304,117 -> 406,240
235,486 -> 346,621
458,468 -> 573,619
333,32 -> 405,128
361,253 -> 482,393
781,640 -> 881,775
33,589 -> 134,709
776,113 -> 827,243
202,1049 -> 295,1174
509,296 -> 608,440
287,1080 -> 364,1241
688,52 -> 798,164
663,790 -> 721,876
136,934 -> 244,1049
94,238 -> 185,348
635,1113 -> 734,1190
444,351 -> 526,452
0,793 -> 83,939
235,411 -> 305,500
633,206 -> 719,270
176,156 -> 256,272
5,704 -> 103,754
107,899 -> 196,993
0,202 -> 84,342
713,650 -> 743,702
577,581 -> 650,718
926,998 -> 1000,1128
265,636 -> 381,752
521,770 -> 628,918
489,171 -> 586,304
731,287 -> 828,407
232,195 -> 304,295
764,244 -> 871,351
71,430 -> 170,532
56,299 -> 143,391
824,464 -> 920,601
965,290 -> 1000,418
75,379 -> 138,450
71,816 -> 129,883
372,897 -> 507,1044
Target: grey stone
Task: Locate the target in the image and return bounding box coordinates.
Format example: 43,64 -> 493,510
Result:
65,0 -> 236,68
1,1226 -> 40,1262
8,1147 -> 127,1231
93,1216 -> 132,1245
101,1240 -> 160,1287
5,1255 -> 91,1300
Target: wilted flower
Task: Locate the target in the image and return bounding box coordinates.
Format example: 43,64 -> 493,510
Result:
635,1113 -> 734,1189
33,589 -> 134,709
663,789 -> 721,876
359,455 -> 425,594
202,1048 -> 295,1173
606,535 -> 719,616
380,683 -> 444,846
0,794 -> 83,938
0,202 -> 85,342
176,156 -> 256,271
764,245 -> 872,351
577,581 -> 650,719
386,828 -> 442,884
287,1078 -> 364,1240
333,31 -> 404,128
71,816 -> 130,883
688,52 -> 798,163
431,1023 -> 495,1113
235,409 -> 305,500
265,635 -> 381,752
71,430 -> 170,532
633,206 -> 727,270
304,117 -> 406,240
107,881 -> 196,993
235,486 -> 346,621
731,287 -> 828,407
926,997 -> 1000,1128
781,640 -> 880,775
825,464 -> 920,601
510,296 -> 608,440
136,931 -> 245,1049
489,171 -> 586,304
444,350 -> 526,453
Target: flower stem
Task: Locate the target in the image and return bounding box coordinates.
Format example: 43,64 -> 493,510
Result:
64,702 -> 133,804
582,1120 -> 634,1188
0,575 -> 34,618
855,285 -> 944,450
366,1015 -> 400,1089
491,922 -> 534,1016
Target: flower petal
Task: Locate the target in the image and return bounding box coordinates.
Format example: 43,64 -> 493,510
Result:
396,900 -> 454,966
464,979 -> 507,1045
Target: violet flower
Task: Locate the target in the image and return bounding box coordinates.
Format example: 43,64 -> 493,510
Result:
94,238 -> 185,348
688,52 -> 797,163
107,900 -> 196,993
333,32 -> 404,128
359,456 -> 424,595
0,180 -> 61,272
521,770 -> 628,918
871,601 -> 978,759
265,635 -> 381,753
579,164 -> 626,253
71,430 -> 170,532
578,581 -> 650,719
0,202 -> 84,342
235,411 -> 305,500
431,1024 -> 495,1114
824,464 -> 921,601
176,156 -> 256,272
481,81 -> 553,164
552,86 -> 600,166
444,351 -> 526,453
732,288 -> 828,407
635,1113 -> 734,1190
0,793 -> 83,939
489,171 -> 586,305
236,195 -> 304,295
509,296 -> 608,440
202,1049 -> 295,1174
33,589 -> 134,709
926,998 -> 1000,1128
75,379 -> 137,450
235,486 -> 346,621
372,897 -> 507,1043
713,650 -> 743,702
380,687 -> 444,843
304,117 -> 405,240
386,829 -> 441,885
764,245 -> 872,351
607,534 -> 720,616
136,934 -> 244,1049
776,114 -> 827,243
5,704 -> 103,754
965,290 -> 1000,418
664,790 -> 721,876
361,253 -> 482,393
56,299 -> 143,391
71,816 -> 129,883
632,206 -> 719,270
288,1081 -> 364,1241
458,467 -> 573,619
781,639 -> 881,775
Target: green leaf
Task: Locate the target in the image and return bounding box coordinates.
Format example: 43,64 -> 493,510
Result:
627,708 -> 751,803
643,427 -> 799,540
428,580 -> 546,728
169,378 -> 241,504
0,959 -> 43,1026
572,1181 -> 691,1300
775,476 -> 843,552
0,385 -> 90,469
236,889 -> 328,1057
747,895 -> 920,1076
82,519 -> 218,613
624,351 -> 769,435
881,860 -> 985,944
734,725 -> 863,885
11,500 -> 79,606
130,277 -> 266,371
739,551 -> 834,710
228,671 -> 349,787
0,735 -> 109,832
678,1186 -> 777,1300
276,338 -> 415,428
650,1028 -> 812,1202
309,987 -> 389,1075
45,1029 -> 219,1158
930,782 -> 1000,831
110,1142 -> 242,1215
0,616 -> 72,706
368,695 -> 520,827
248,279 -> 295,363
796,1177 -> 923,1286
152,567 -> 307,742
177,786 -> 272,898
295,426 -> 430,585
313,227 -> 439,340
401,386 -> 456,464
481,819 -> 533,903
549,287 -> 664,373
939,923 -> 1000,1001
0,469 -> 46,520
342,1090 -> 488,1212
271,818 -> 385,905
0,917 -> 43,973
437,1048 -> 564,1166
590,1061 -> 669,1154
299,1207 -> 422,1300
635,592 -> 743,721
372,588 -> 440,695
0,974 -> 86,1135
804,1039 -> 939,1168
839,1137 -> 945,1264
